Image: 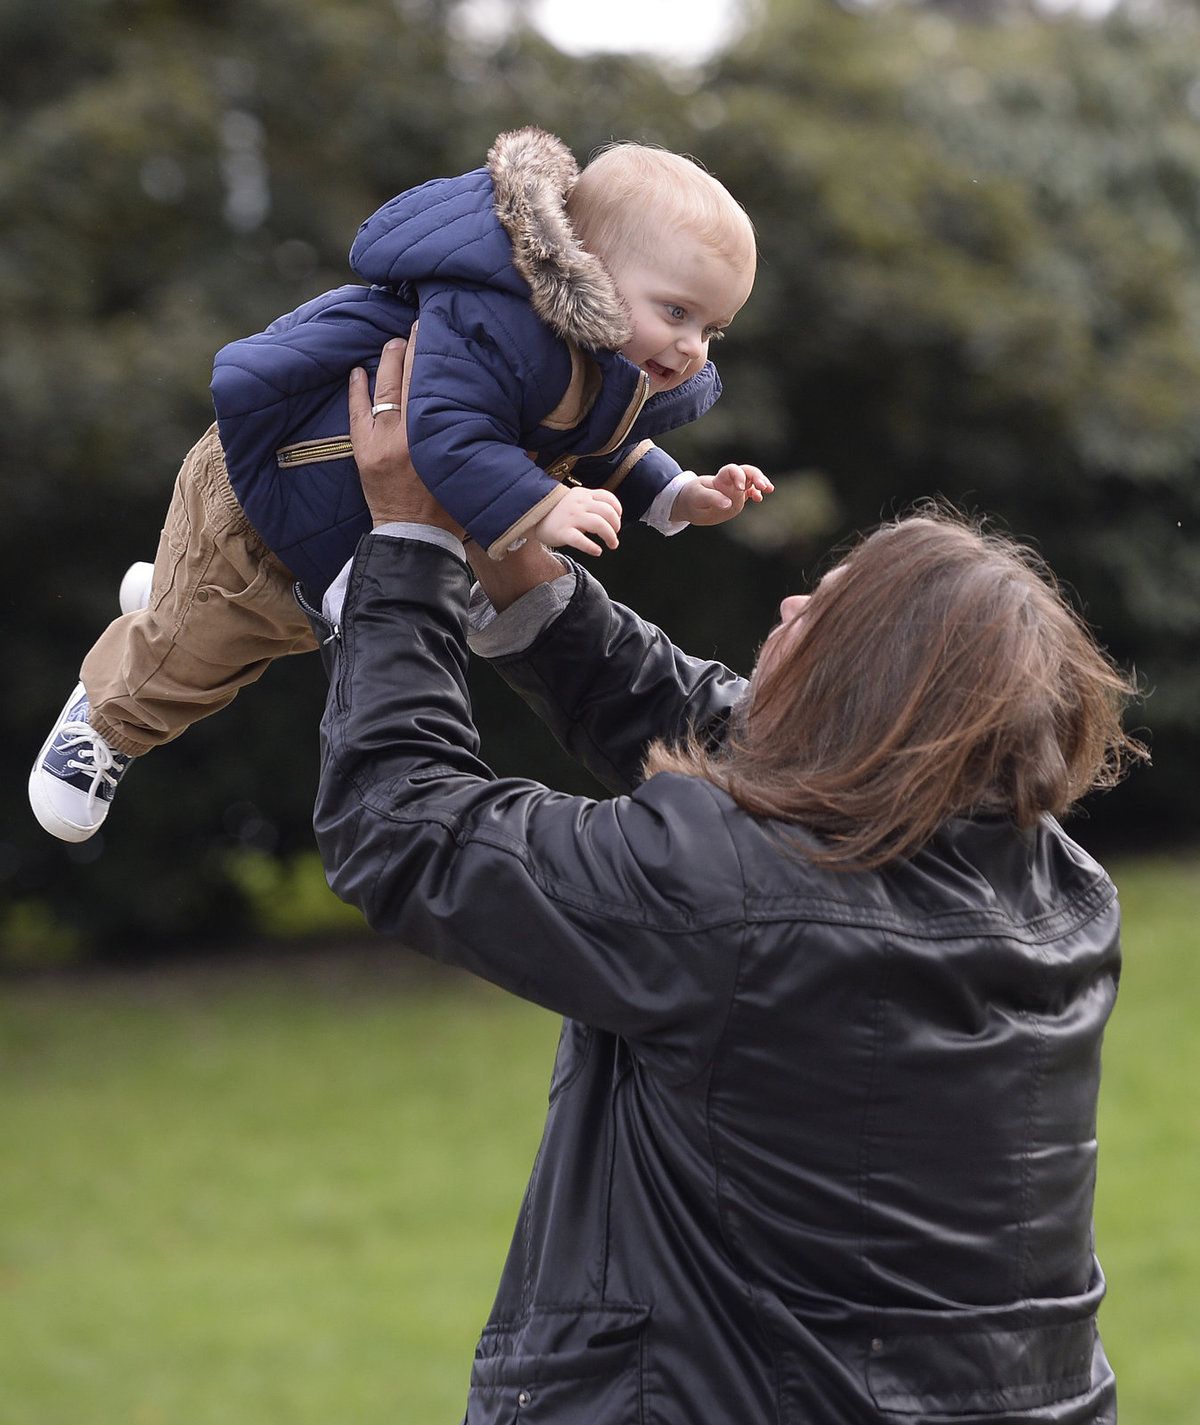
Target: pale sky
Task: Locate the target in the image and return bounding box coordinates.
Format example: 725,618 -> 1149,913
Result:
454,0 -> 749,63
1038,0 -> 1120,13
530,0 -> 747,63
460,0 -> 1122,64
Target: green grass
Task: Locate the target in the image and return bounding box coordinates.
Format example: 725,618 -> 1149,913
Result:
0,952 -> 560,1424
0,854 -> 1196,1424
1095,855 -> 1200,1423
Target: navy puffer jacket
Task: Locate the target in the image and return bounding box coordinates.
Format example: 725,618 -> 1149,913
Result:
212,129 -> 721,591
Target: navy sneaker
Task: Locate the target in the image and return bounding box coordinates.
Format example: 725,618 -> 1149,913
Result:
28,683 -> 133,842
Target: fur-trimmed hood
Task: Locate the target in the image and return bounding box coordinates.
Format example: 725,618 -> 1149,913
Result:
487,127 -> 632,352
350,128 -> 632,353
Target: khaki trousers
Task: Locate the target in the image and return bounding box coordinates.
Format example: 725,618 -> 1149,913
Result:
81,425 -> 318,757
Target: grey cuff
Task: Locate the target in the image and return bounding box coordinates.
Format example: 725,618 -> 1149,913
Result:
372,522 -> 467,561
467,566 -> 577,659
323,524 -> 468,623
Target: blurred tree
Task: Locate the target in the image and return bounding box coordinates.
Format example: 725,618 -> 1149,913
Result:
0,0 -> 464,952
3,0 -> 1194,959
703,0 -> 1199,833
0,0 -> 705,957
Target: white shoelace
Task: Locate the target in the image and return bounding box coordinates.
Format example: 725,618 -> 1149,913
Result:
56,718 -> 127,811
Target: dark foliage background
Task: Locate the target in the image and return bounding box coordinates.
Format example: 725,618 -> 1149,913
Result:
3,0 -> 1196,960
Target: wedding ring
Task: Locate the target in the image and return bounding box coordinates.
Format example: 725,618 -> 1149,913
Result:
371,402 -> 402,416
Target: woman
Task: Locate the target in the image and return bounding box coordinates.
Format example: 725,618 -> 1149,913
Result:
313,339 -> 1143,1423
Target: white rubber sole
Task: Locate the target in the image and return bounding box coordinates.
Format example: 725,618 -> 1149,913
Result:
119,561 -> 155,615
28,682 -> 106,843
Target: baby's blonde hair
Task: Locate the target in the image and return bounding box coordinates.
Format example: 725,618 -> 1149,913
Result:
567,143 -> 757,278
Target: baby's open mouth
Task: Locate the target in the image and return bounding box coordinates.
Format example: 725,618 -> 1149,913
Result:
644,359 -> 676,382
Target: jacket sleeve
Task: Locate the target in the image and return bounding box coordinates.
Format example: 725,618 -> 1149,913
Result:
404,295 -> 575,559
314,536 -> 744,1081
485,562 -> 747,796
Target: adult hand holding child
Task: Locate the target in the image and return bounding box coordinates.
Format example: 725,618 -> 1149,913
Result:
348,337 -> 463,536
350,338 -> 624,559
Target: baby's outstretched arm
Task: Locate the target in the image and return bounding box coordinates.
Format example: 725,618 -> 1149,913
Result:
670,464 -> 774,528
529,485 -> 622,556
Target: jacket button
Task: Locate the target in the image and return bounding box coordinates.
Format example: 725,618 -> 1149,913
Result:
195,588 -> 210,603
517,1390 -> 531,1407
870,1337 -> 884,1353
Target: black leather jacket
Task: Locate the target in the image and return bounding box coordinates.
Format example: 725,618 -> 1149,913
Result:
314,535 -> 1119,1424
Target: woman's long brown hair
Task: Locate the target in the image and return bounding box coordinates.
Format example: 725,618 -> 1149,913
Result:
644,510 -> 1147,869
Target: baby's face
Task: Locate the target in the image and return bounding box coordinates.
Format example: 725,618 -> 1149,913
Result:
606,233 -> 754,394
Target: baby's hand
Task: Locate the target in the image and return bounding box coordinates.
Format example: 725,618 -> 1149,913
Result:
530,486 -> 622,556
671,464 -> 774,527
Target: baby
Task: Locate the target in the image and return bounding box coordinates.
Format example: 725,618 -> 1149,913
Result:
30,127 -> 768,844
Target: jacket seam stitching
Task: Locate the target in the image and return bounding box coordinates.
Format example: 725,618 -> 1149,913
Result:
675,780 -> 753,1088
742,882 -> 1116,942
600,1056 -> 632,1300
856,935 -> 896,1318
699,788 -> 783,1420
354,182 -> 471,266
1014,948 -> 1050,1311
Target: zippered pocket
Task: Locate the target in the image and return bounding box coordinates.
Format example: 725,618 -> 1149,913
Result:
276,436 -> 354,469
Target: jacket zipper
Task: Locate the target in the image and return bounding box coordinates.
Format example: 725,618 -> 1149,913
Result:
542,370 -> 652,485
293,581 -> 339,644
294,581 -> 347,711
593,370 -> 651,458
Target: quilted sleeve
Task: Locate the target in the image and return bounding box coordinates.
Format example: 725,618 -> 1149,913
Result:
405,295 -> 575,558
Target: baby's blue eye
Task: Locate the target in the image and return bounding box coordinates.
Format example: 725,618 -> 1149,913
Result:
665,304 -> 686,320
